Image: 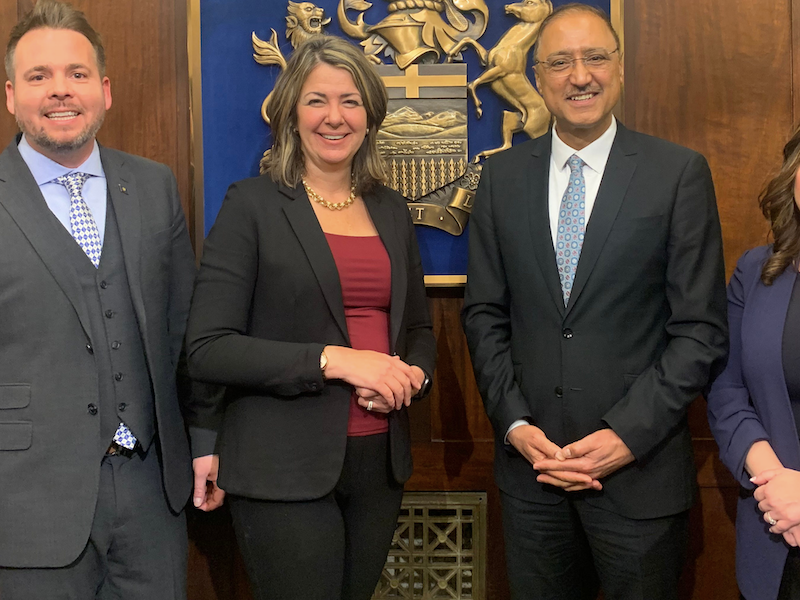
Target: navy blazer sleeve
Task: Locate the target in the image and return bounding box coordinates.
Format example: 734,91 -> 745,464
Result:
707,248 -> 770,488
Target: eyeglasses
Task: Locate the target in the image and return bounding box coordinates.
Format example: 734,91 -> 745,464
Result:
534,49 -> 620,76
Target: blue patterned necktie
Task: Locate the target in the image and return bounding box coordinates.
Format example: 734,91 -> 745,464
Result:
56,172 -> 102,268
113,422 -> 137,451
56,172 -> 137,451
556,154 -> 587,306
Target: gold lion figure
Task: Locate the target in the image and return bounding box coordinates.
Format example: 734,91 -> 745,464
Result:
252,1 -> 332,124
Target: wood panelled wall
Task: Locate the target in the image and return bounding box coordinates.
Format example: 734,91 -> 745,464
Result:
0,0 -> 795,598
624,1 -> 795,597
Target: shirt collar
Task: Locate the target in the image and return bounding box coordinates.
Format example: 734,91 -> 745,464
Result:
17,134 -> 105,186
551,116 -> 617,174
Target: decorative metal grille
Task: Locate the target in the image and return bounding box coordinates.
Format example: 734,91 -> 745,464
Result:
373,492 -> 487,599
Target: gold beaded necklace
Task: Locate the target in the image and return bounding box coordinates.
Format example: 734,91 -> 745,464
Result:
301,178 -> 356,211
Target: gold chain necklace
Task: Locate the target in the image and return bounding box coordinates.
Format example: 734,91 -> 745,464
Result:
301,178 -> 356,211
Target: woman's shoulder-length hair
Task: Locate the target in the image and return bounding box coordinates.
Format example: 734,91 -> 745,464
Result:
760,123 -> 800,285
263,35 -> 388,195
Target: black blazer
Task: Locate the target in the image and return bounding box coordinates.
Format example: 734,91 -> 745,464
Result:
185,175 -> 436,501
0,138 -> 195,567
462,124 -> 728,519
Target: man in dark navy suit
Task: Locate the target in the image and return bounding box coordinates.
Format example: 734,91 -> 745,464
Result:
462,4 -> 728,599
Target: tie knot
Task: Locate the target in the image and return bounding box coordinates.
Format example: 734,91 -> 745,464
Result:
567,154 -> 584,174
56,172 -> 91,197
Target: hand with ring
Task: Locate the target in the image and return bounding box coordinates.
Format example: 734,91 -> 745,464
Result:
321,346 -> 421,408
355,388 -> 394,413
753,467 -> 800,534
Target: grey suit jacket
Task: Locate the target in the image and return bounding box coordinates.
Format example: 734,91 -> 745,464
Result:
462,124 -> 728,519
0,137 -> 195,567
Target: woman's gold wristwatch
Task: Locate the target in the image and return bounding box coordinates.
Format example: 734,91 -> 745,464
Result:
319,349 -> 328,377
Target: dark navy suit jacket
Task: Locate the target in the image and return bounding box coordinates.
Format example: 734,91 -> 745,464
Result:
463,124 -> 728,519
708,245 -> 800,600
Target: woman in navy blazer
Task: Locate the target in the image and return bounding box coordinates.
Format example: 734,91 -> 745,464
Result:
184,37 -> 436,600
708,125 -> 800,600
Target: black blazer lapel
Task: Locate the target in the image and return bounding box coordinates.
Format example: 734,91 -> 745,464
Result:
528,132 -> 566,315
0,140 -> 93,338
566,125 -> 637,315
282,184 -> 350,344
365,189 -> 406,350
101,149 -> 148,337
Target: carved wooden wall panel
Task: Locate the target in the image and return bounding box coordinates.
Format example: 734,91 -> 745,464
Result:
0,2 -> 19,144
624,0 -> 790,276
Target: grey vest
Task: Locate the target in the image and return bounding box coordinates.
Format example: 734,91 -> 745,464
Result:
66,199 -> 156,450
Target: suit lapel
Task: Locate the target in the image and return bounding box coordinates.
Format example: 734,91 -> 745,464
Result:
365,189 -> 406,349
565,125 -> 637,316
101,148 -> 148,336
528,132 -> 567,315
282,184 -> 350,344
0,139 -> 93,338
748,267 -> 800,462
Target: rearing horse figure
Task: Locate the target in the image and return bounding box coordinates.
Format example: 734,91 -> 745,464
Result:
449,0 -> 553,160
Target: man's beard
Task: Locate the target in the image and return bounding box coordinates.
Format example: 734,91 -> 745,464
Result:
17,111 -> 105,156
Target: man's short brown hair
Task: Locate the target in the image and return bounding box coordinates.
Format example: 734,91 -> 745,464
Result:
5,0 -> 105,81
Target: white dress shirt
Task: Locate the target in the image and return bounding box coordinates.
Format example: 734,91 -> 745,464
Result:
547,117 -> 617,247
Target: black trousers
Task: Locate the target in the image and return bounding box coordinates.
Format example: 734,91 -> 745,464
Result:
228,433 -> 404,600
501,491 -> 689,600
0,444 -> 187,600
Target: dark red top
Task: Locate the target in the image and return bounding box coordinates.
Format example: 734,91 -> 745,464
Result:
325,233 -> 391,436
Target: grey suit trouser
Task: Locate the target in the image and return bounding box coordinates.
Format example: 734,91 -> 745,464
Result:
0,443 -> 187,600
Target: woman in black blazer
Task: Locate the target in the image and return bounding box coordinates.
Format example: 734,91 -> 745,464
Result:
185,36 -> 436,600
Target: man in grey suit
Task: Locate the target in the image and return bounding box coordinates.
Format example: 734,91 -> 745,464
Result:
462,4 -> 728,599
0,1 -> 194,598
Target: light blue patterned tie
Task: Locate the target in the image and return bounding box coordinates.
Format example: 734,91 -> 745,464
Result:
556,155 -> 587,306
113,423 -> 137,451
56,172 -> 136,451
56,172 -> 102,268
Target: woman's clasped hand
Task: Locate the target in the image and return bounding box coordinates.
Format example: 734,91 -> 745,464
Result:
753,468 -> 800,545
324,346 -> 425,412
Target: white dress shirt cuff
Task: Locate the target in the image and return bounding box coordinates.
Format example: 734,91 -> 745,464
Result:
505,419 -> 530,444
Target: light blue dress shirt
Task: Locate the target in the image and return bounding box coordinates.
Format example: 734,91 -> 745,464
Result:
17,134 -> 108,243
